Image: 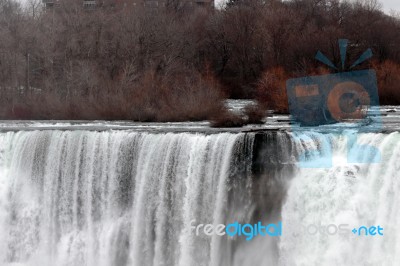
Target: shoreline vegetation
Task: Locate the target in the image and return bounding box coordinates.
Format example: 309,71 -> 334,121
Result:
0,0 -> 399,126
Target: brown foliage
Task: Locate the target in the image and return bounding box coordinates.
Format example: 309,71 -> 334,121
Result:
243,103 -> 266,124
130,66 -> 225,122
256,67 -> 289,113
210,109 -> 247,128
0,65 -> 225,121
1,0 -> 400,121
373,60 -> 400,105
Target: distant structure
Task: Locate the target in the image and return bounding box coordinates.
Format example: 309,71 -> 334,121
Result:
42,0 -> 56,8
42,0 -> 213,10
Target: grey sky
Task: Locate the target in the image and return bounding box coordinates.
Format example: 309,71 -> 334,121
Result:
382,0 -> 400,13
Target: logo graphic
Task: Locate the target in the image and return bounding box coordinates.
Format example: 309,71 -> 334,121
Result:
351,225 -> 384,236
289,223 -> 384,237
189,220 -> 282,241
286,39 -> 382,168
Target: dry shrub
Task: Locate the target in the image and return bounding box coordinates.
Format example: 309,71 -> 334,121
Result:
256,67 -> 289,113
157,67 -> 225,121
243,103 -> 266,124
373,60 -> 400,105
210,102 -> 266,128
210,109 -> 247,128
307,67 -> 331,76
129,66 -> 225,122
0,65 -> 227,121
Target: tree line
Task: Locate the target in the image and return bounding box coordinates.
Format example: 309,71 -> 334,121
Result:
0,0 -> 399,121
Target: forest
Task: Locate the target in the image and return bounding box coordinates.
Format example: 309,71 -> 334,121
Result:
0,0 -> 399,123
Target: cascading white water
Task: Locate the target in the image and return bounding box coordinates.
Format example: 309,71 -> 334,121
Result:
280,131 -> 400,266
0,131 -> 252,266
1,128 -> 399,266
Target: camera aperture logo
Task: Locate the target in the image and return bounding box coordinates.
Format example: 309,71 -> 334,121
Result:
286,39 -> 382,168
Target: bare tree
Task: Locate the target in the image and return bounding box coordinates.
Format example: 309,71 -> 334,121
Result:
26,0 -> 43,19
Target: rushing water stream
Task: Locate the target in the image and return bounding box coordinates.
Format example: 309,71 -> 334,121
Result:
0,122 -> 399,265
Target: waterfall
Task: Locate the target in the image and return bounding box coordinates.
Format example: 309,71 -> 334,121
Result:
280,131 -> 400,266
0,129 -> 399,266
0,131 -> 257,266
